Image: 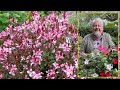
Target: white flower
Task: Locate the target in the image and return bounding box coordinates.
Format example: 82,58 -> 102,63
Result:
21,56 -> 25,61
66,37 -> 71,44
84,59 -> 89,65
91,73 -> 99,77
52,49 -> 55,53
27,69 -> 36,77
81,77 -> 86,79
115,68 -> 118,72
11,47 -> 15,50
37,36 -> 41,40
96,51 -> 100,56
90,52 -> 95,57
104,63 -> 107,66
81,52 -> 87,57
93,49 -> 100,56
106,64 -> 113,71
36,43 -> 41,48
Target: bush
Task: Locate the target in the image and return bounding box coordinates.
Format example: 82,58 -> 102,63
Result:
0,11 -> 78,79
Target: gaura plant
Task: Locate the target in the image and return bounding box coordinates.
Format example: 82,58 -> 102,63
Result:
0,11 -> 78,79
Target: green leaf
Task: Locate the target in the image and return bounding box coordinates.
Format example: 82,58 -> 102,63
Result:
3,13 -> 10,17
0,39 -> 3,46
14,14 -> 21,18
0,17 -> 8,23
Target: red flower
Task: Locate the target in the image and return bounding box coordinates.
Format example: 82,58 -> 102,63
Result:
105,71 -> 111,77
113,59 -> 118,64
100,71 -> 105,76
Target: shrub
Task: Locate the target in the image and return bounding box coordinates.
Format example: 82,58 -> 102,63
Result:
0,11 -> 78,79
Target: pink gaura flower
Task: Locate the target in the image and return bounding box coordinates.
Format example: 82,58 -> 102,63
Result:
27,69 -> 43,79
33,49 -> 43,58
0,48 -> 7,61
23,64 -> 28,70
71,33 -> 77,39
31,56 -> 42,66
3,63 -> 10,70
59,25 -> 67,31
74,59 -> 78,69
52,40 -> 56,45
32,72 -> 43,79
35,40 -> 41,48
55,51 -> 64,61
59,42 -> 71,52
0,30 -> 7,37
9,65 -> 17,76
3,47 -> 12,53
31,50 -> 43,66
53,62 -> 60,69
0,74 -> 3,79
0,30 -> 8,41
9,18 -> 18,24
27,69 -> 36,78
24,75 -> 29,79
3,39 -> 14,47
46,68 -> 56,79
62,63 -> 76,79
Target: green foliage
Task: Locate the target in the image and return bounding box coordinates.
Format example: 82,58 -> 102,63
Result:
38,11 -> 49,17
79,47 -> 118,77
0,11 -> 64,33
0,11 -> 30,32
0,39 -> 3,46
